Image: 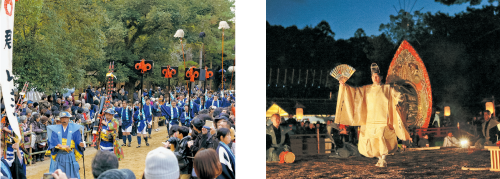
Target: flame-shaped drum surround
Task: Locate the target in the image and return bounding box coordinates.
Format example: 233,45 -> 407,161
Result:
386,40 -> 432,129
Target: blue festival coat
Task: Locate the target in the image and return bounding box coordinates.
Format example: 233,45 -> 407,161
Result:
48,123 -> 84,179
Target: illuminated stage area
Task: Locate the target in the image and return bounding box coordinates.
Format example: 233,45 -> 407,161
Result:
266,148 -> 500,178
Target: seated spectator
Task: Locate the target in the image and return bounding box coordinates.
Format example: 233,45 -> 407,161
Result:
296,121 -> 305,134
402,129 -> 419,149
306,123 -> 316,134
145,147 -> 179,179
92,151 -> 119,178
443,132 -> 460,147
193,149 -> 222,179
418,135 -> 430,147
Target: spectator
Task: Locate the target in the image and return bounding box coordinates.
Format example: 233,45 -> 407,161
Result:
189,115 -> 216,156
216,128 -> 235,179
443,132 -> 460,147
306,123 -> 316,134
173,126 -> 192,179
145,147 -> 179,179
193,149 -> 222,179
296,121 -> 305,134
418,135 -> 429,147
32,115 -> 48,163
92,150 -> 119,178
97,169 -> 136,179
86,85 -> 96,104
39,95 -> 51,111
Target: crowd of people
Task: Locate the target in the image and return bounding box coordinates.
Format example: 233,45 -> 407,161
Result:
0,84 -> 236,179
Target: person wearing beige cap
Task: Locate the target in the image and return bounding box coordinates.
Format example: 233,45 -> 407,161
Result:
144,147 -> 179,179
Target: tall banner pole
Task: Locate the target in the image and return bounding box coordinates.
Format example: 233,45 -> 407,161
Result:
168,78 -> 171,105
0,0 -> 21,141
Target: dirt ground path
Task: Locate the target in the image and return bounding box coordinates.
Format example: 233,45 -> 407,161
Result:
266,148 -> 500,178
27,125 -> 170,179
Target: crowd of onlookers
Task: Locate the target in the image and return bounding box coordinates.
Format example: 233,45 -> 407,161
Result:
2,84 -> 236,179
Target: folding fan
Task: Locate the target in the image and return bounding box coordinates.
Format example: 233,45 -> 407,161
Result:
330,64 -> 356,83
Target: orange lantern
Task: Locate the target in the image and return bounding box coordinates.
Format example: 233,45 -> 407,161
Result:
296,108 -> 303,120
444,106 -> 450,117
486,102 -> 495,115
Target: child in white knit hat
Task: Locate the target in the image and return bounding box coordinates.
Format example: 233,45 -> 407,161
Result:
144,147 -> 179,179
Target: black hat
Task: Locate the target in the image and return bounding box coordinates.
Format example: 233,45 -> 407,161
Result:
214,116 -> 229,125
192,117 -> 205,130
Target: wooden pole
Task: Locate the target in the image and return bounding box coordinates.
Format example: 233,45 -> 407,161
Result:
199,43 -> 204,87
221,28 -> 225,90
230,58 -> 235,90
291,69 -> 295,85
30,125 -> 33,166
317,126 -> 320,154
181,37 -> 187,90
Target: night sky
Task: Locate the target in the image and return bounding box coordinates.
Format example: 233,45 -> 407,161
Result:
266,0 -> 498,40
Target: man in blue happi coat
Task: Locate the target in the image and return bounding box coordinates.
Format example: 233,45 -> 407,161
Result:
142,98 -> 157,139
48,111 -> 85,179
180,105 -> 193,127
134,105 -> 149,148
161,100 -> 181,131
116,101 -> 133,147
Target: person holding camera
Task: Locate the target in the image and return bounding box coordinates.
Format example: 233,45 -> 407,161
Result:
165,126 -> 192,179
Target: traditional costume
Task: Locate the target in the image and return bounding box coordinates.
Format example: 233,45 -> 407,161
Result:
99,109 -> 123,160
180,110 -> 192,127
134,106 -> 149,147
207,99 -> 222,108
117,106 -> 133,146
335,63 -> 409,167
161,103 -> 181,129
265,125 -> 291,162
143,102 -> 157,137
47,112 -> 84,179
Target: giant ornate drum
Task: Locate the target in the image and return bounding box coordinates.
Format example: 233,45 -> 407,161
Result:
386,40 -> 432,129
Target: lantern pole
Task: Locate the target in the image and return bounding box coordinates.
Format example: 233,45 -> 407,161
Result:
221,28 -> 225,90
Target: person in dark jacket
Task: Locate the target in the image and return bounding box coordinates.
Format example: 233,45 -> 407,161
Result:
189,115 -> 216,156
85,85 -> 95,104
166,126 -> 192,178
418,135 -> 430,147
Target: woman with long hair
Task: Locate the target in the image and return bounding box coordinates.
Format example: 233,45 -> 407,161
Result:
194,149 -> 222,179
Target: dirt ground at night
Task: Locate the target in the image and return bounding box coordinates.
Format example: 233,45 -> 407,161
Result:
27,125 -> 171,179
266,148 -> 500,179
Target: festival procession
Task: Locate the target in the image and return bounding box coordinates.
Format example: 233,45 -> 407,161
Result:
266,0 -> 500,178
0,0 -> 235,179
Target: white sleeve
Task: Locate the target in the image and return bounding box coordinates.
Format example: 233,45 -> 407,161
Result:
231,142 -> 235,155
6,150 -> 23,167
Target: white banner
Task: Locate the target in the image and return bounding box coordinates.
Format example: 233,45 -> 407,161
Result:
0,0 -> 21,140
